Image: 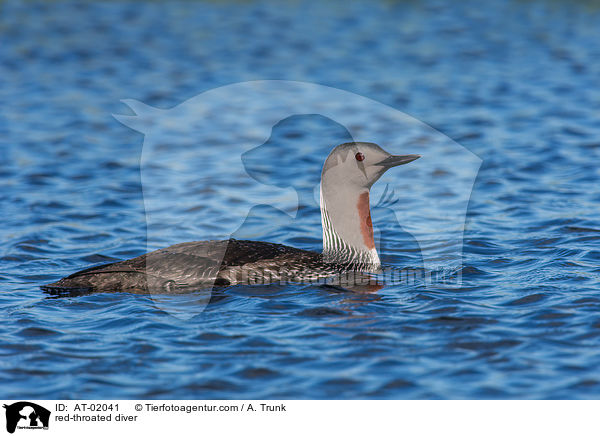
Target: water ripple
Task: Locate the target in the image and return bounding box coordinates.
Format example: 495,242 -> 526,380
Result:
1,0 -> 600,399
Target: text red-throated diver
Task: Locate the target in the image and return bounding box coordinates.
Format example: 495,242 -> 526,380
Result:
44,142 -> 420,292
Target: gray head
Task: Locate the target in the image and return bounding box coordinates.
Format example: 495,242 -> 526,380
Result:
321,142 -> 420,190
320,142 -> 420,268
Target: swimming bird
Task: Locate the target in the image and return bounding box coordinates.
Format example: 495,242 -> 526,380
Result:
43,142 -> 420,293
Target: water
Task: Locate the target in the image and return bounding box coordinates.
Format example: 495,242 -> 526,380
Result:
1,0 -> 600,399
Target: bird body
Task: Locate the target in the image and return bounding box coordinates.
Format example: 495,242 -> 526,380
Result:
44,142 -> 420,293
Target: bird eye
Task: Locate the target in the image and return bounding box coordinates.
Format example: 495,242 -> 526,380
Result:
355,152 -> 365,161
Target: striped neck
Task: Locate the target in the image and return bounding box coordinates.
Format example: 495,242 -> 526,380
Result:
320,184 -> 381,269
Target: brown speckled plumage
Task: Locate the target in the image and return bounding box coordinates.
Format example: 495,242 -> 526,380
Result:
43,239 -> 348,293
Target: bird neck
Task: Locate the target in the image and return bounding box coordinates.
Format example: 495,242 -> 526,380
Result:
320,183 -> 380,269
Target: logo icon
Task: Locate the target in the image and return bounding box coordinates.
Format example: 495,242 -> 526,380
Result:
110,80 -> 481,318
3,402 -> 50,434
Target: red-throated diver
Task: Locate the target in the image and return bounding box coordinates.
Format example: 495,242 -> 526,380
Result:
43,142 -> 420,293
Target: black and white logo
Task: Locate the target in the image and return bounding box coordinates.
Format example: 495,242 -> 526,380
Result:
3,402 -> 50,434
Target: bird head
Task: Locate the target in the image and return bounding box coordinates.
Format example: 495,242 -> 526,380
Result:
321,142 -> 420,190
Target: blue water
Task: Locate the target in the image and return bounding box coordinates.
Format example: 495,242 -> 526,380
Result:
1,0 -> 600,399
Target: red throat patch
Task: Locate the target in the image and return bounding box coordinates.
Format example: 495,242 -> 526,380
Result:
357,192 -> 375,249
